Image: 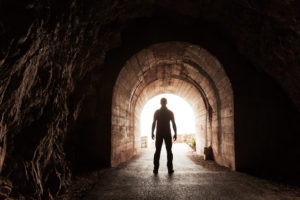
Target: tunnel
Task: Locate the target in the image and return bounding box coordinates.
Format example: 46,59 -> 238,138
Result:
0,0 -> 300,199
111,42 -> 234,169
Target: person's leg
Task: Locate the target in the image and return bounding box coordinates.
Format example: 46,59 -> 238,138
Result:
164,134 -> 173,173
153,135 -> 163,173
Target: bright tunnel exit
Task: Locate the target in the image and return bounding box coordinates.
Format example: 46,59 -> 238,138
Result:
140,94 -> 196,148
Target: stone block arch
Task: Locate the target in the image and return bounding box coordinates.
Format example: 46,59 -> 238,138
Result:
111,42 -> 234,169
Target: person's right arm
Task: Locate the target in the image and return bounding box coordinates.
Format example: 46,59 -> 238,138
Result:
151,111 -> 157,140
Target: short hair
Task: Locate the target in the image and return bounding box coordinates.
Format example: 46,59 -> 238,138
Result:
160,98 -> 167,105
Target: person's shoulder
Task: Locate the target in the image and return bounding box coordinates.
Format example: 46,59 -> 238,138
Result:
168,109 -> 174,115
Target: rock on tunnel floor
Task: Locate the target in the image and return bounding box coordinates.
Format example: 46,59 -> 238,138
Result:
83,144 -> 299,200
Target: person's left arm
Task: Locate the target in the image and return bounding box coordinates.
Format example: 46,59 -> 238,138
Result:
171,112 -> 177,141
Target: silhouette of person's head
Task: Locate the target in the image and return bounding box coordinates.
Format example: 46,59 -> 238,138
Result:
160,98 -> 167,107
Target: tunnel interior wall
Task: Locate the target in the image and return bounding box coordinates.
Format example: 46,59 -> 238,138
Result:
234,67 -> 300,177
111,42 -> 235,169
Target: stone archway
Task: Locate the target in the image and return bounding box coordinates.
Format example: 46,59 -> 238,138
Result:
111,42 -> 234,169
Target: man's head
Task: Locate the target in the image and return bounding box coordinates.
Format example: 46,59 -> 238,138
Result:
160,98 -> 167,107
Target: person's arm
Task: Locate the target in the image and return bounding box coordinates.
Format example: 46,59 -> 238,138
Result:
171,112 -> 177,141
151,112 -> 157,140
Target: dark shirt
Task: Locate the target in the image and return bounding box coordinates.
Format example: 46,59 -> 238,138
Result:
154,107 -> 174,135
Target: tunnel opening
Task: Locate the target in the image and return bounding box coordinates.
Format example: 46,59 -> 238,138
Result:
140,93 -> 196,150
111,41 -> 234,169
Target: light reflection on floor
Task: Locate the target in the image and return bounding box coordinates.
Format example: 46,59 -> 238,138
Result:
146,142 -> 194,155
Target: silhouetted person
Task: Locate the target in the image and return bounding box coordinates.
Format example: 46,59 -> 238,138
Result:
152,97 -> 177,174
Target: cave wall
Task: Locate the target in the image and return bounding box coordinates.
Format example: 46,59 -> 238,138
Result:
0,0 -> 120,198
0,0 -> 300,199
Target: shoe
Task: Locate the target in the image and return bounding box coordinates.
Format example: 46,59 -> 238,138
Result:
168,169 -> 174,174
153,169 -> 158,174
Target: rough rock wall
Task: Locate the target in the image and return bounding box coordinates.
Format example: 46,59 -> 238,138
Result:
0,0 -> 111,199
0,0 -> 299,199
157,0 -> 300,111
219,0 -> 300,111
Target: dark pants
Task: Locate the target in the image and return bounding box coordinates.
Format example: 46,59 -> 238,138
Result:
154,133 -> 173,170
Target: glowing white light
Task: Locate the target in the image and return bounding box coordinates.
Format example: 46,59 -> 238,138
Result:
140,94 -> 196,138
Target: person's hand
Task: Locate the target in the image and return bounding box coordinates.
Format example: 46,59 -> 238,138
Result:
152,133 -> 155,140
173,134 -> 177,141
